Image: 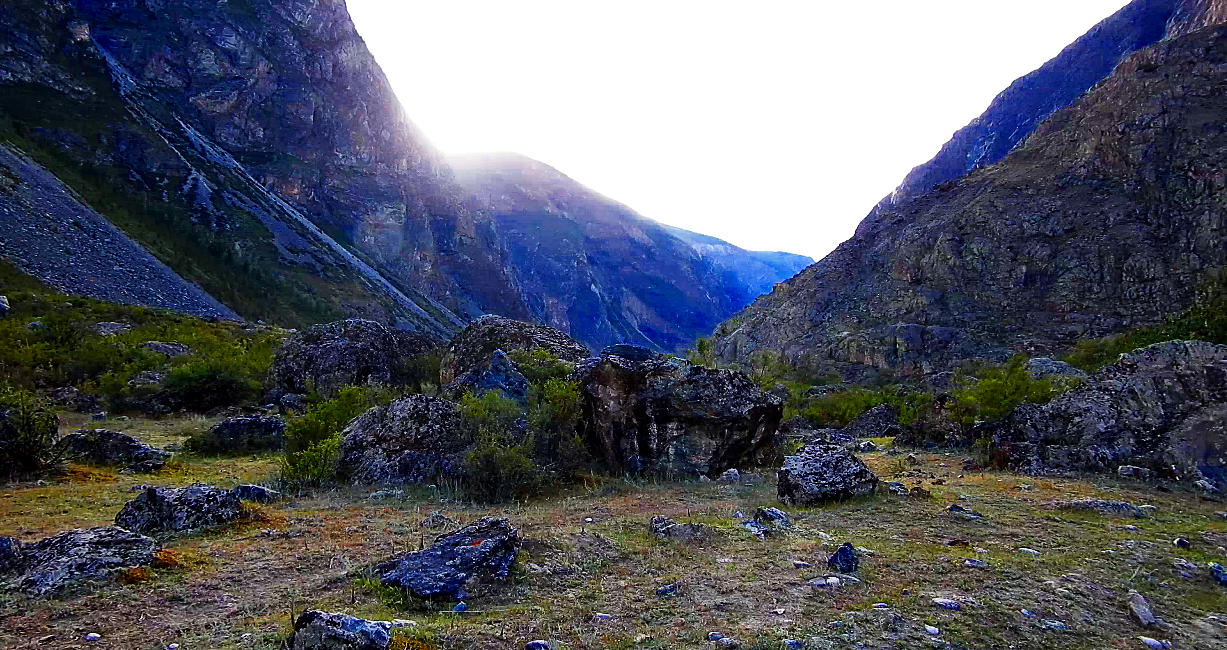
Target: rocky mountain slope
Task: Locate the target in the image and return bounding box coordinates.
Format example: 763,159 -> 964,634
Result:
0,0 -> 806,350
714,24 -> 1227,378
870,0 -> 1227,219
449,153 -> 810,351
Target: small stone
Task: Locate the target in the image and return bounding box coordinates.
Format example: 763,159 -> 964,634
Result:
584,517 -> 594,523
168,645 -> 180,650
826,576 -> 841,587
783,640 -> 805,650
1021,609 -> 1036,617
925,625 -> 940,636
1124,525 -> 1139,531
932,598 -> 961,610
526,642 -> 550,650
1209,562 -> 1227,586
947,504 -> 984,521
793,560 -> 811,568
594,613 -> 611,621
1127,591 -> 1156,627
828,542 -> 860,573
1018,548 -> 1040,555
1173,538 -> 1191,549
718,468 -> 741,483
871,603 -> 890,609
973,547 -> 990,554
964,558 -> 989,569
85,633 -> 101,642
947,538 -> 970,546
717,639 -> 739,648
708,632 -> 724,641
1139,505 -> 1157,517
1043,620 -> 1068,631
452,602 -> 467,613
1138,636 -> 1172,649
657,583 -> 679,597
1214,512 -> 1227,520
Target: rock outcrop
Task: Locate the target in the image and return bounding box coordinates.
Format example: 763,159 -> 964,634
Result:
115,484 -> 243,535
984,340 -> 1227,489
58,429 -> 170,472
440,316 -> 589,386
193,416 -> 287,453
374,517 -> 520,599
714,22 -> 1227,379
1,526 -> 158,596
290,610 -> 416,650
270,319 -> 436,396
573,346 -> 783,477
448,348 -> 531,405
338,395 -> 470,485
777,444 -> 879,505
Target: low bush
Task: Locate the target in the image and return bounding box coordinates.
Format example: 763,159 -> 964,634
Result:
394,349 -> 444,396
799,388 -> 931,429
0,385 -> 64,479
161,359 -> 264,412
950,355 -> 1058,426
280,386 -> 378,484
508,348 -> 574,386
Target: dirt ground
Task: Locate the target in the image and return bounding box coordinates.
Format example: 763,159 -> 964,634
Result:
2,415 -> 1226,649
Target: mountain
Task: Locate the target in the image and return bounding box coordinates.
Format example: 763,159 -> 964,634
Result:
0,0 -> 808,350
870,0 -> 1227,219
448,153 -> 812,352
713,23 -> 1227,380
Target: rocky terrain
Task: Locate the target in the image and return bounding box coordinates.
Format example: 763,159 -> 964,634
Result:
0,0 -> 806,350
715,24 -> 1227,379
450,153 -> 811,351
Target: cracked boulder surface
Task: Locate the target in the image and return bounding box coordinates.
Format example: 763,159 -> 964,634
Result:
0,526 -> 158,596
114,484 -> 242,535
374,517 -> 520,600
269,319 -> 436,396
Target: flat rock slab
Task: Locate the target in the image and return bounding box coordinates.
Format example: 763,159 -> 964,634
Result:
115,484 -> 242,535
1,526 -> 158,596
291,610 -> 416,650
59,429 -> 170,472
1051,498 -> 1148,518
375,517 -> 520,600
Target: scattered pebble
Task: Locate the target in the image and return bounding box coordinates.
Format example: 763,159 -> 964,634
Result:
925,625 -> 941,636
1043,620 -> 1068,631
594,613 -> 611,621
84,634 -> 101,643
1127,591 -> 1157,627
1138,637 -> 1173,649
1021,609 -> 1036,617
708,632 -> 724,641
1124,525 -> 1139,531
772,608 -> 786,615
973,547 -> 990,554
1018,548 -> 1040,555
168,645 -> 179,650
1174,538 -> 1191,549
657,583 -> 679,596
871,603 -> 890,609
932,598 -> 961,610
452,602 -> 467,613
964,559 -> 989,569
793,560 -> 811,568
584,517 -> 594,523
1209,562 -> 1227,586
783,640 -> 805,650
525,641 -> 550,650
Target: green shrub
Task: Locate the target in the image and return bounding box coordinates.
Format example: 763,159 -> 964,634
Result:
458,390 -> 540,502
685,337 -> 716,367
0,385 -> 63,479
800,388 -> 931,429
162,359 -> 263,412
280,386 -> 375,483
508,348 -> 574,386
394,349 -> 444,396
951,355 -> 1057,426
528,378 -> 591,479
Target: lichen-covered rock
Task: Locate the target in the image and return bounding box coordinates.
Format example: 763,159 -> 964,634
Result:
1025,358 -> 1088,380
290,610 -> 416,650
4,526 -> 158,596
198,416 -> 287,453
115,484 -> 242,534
573,346 -> 783,477
143,341 -> 192,357
448,348 -> 530,405
232,484 -> 281,503
59,429 -> 170,472
375,517 -> 520,599
1051,498 -> 1148,518
440,316 -> 589,385
270,319 -> 435,396
841,404 -> 902,440
0,536 -> 21,573
984,341 -> 1227,489
40,386 -> 100,413
338,395 -> 470,485
777,444 -> 879,505
649,516 -> 712,543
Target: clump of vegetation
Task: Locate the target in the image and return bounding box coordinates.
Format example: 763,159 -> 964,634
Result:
1065,271 -> 1227,371
394,349 -> 445,396
508,348 -> 573,385
950,355 -> 1060,426
799,388 -> 931,429
0,384 -> 64,479
0,261 -> 282,413
280,386 -> 380,483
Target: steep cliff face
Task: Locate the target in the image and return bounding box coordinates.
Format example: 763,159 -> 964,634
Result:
871,0 -> 1227,219
714,26 -> 1227,378
449,153 -> 811,352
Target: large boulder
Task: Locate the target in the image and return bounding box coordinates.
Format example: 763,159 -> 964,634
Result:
448,348 -> 531,405
115,484 -> 243,535
374,517 -> 520,599
290,610 -> 417,650
440,316 -> 589,385
983,341 -> 1227,489
338,395 -> 470,485
1,526 -> 158,596
842,404 -> 902,440
777,443 -> 879,505
573,346 -> 783,477
270,319 -> 436,396
59,429 -> 170,472
188,416 -> 287,454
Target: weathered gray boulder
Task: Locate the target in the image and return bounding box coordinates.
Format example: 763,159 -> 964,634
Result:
40,386 -> 100,413
232,484 -> 281,503
440,315 -> 588,385
777,443 -> 879,505
448,348 -> 530,405
574,346 -> 783,477
58,429 -> 170,472
270,319 -> 435,396
1025,358 -> 1088,381
984,341 -> 1227,489
115,484 -> 243,534
375,517 -> 520,599
290,610 -> 417,650
2,526 -> 158,596
842,404 -> 902,440
649,516 -> 712,542
143,341 -> 193,357
190,416 -> 286,453
338,395 -> 470,485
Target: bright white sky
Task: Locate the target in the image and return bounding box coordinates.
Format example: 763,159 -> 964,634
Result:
347,0 -> 1131,260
